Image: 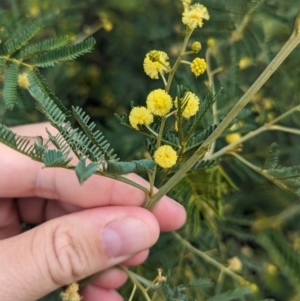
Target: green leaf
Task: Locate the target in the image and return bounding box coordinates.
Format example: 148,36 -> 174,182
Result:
33,37 -> 96,67
72,106 -> 118,161
1,21 -> 42,55
0,57 -> 6,73
16,35 -> 70,60
259,229 -> 300,288
27,69 -> 71,116
75,159 -> 99,184
0,123 -> 42,160
29,87 -> 67,125
191,159 -> 221,171
207,287 -> 252,301
3,62 -> 19,110
185,89 -> 222,140
106,159 -> 155,175
182,278 -> 213,289
262,142 -> 279,170
42,149 -> 72,167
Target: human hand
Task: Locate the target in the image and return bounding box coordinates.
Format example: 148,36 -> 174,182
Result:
0,123 -> 186,301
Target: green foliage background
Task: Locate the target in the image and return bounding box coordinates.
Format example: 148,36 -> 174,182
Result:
1,0 -> 300,300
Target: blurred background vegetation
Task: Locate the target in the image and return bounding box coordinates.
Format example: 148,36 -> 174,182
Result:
1,0 -> 300,300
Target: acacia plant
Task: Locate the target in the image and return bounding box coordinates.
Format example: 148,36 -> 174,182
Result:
1,0 -> 300,300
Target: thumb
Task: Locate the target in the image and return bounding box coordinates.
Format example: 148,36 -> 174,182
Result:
0,206 -> 159,301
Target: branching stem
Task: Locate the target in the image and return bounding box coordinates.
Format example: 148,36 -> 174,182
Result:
173,232 -> 247,284
148,19 -> 300,208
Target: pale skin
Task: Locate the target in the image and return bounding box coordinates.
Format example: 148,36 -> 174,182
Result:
0,123 -> 186,301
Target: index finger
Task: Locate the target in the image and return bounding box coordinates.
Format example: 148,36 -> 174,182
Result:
0,123 -> 186,231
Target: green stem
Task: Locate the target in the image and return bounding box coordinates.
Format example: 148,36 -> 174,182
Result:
206,104 -> 300,162
149,116 -> 167,195
165,28 -> 193,93
269,124 -> 300,136
230,152 -> 300,197
205,46 -> 217,156
120,267 -> 152,301
173,232 -> 247,284
148,20 -> 300,207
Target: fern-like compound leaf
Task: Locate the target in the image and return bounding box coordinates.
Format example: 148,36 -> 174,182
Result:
0,57 -> 6,73
0,21 -> 43,55
0,123 -> 43,160
16,35 -> 70,60
3,62 -> 19,110
186,124 -> 218,152
33,37 -> 96,67
42,149 -> 72,167
105,159 -> 155,175
207,287 -> 252,301
45,128 -> 72,159
259,229 -> 300,289
27,69 -> 71,116
75,158 -> 99,184
183,278 -> 213,288
29,87 -> 67,125
49,121 -> 106,163
72,106 -> 118,161
186,89 -> 222,140
262,142 -> 279,170
191,159 -> 221,171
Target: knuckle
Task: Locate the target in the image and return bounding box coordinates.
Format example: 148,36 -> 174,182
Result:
47,223 -> 89,286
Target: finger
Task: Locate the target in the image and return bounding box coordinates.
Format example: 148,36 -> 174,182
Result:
0,206 -> 159,301
17,197 -> 80,223
0,146 -> 145,206
81,285 -> 123,301
2,123 -> 186,231
0,199 -> 22,239
90,267 -> 128,290
121,249 -> 149,266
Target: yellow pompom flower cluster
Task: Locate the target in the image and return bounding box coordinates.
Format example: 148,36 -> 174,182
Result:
182,3 -> 210,29
143,50 -> 170,79
60,282 -> 82,301
228,256 -> 243,272
129,106 -> 154,130
154,145 -> 178,169
225,133 -> 241,144
207,37 -> 216,48
18,73 -> 30,89
146,89 -> 173,116
175,91 -> 200,119
190,57 -> 207,77
239,56 -> 252,70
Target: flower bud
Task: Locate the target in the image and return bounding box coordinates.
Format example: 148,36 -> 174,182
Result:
191,41 -> 202,53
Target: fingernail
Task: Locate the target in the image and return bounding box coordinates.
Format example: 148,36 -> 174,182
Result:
102,218 -> 151,257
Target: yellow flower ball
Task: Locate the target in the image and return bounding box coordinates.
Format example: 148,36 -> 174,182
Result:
191,41 -> 202,53
225,133 -> 241,144
146,89 -> 173,116
190,57 -> 207,77
207,37 -> 216,48
250,283 -> 259,293
18,73 -> 30,89
182,3 -> 210,29
154,145 -> 178,169
238,56 -> 252,70
228,256 -> 242,272
129,106 -> 154,130
175,91 -> 200,119
60,282 -> 81,301
143,50 -> 170,79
